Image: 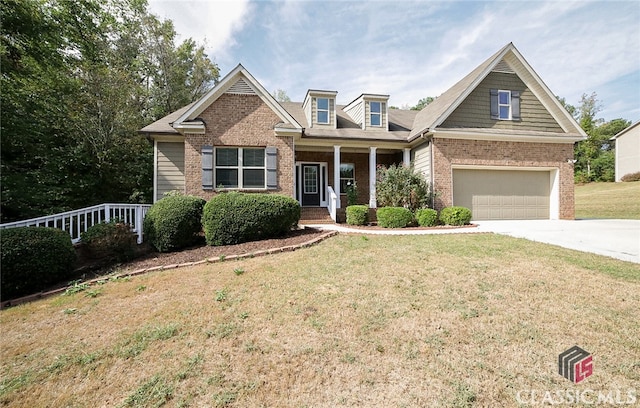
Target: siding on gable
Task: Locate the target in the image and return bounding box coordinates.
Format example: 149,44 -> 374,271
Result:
344,101 -> 364,126
441,72 -> 563,132
156,141 -> 185,201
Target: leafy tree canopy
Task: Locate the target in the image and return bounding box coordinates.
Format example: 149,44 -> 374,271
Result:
1,0 -> 220,222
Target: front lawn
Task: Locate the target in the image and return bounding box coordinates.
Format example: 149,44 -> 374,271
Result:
1,234 -> 638,407
575,181 -> 640,219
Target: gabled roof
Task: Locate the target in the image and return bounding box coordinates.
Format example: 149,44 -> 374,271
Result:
610,120 -> 639,140
408,42 -> 587,141
172,64 -> 303,133
139,103 -> 195,134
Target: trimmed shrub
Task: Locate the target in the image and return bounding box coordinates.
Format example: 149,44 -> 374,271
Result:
1,227 -> 77,300
143,195 -> 206,252
346,205 -> 368,225
202,192 -> 301,246
80,221 -> 137,262
621,172 -> 640,182
415,208 -> 438,227
376,207 -> 414,228
439,206 -> 472,226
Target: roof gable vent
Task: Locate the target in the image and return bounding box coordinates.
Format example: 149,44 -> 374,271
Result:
492,59 -> 515,74
226,78 -> 256,95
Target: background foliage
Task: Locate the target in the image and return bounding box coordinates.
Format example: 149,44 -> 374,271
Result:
558,93 -> 631,183
1,0 -> 220,222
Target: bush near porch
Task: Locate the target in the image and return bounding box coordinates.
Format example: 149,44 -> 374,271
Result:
202,192 -> 300,246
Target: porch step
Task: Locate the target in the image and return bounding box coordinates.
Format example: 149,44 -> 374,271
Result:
299,207 -> 334,224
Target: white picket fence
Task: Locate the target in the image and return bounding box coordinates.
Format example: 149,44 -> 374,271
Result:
0,203 -> 152,244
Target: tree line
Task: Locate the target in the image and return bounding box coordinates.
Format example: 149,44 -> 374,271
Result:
1,0 -> 219,222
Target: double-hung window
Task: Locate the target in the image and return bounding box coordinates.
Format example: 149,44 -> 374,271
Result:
498,90 -> 511,120
215,147 -> 265,188
491,89 -> 520,120
316,98 -> 329,124
370,101 -> 382,126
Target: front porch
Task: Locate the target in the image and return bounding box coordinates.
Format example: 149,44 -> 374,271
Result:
294,145 -> 410,220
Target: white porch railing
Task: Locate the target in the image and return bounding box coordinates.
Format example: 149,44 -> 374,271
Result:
327,186 -> 338,222
0,203 -> 152,244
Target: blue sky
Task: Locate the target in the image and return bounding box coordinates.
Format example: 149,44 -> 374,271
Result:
148,0 -> 640,122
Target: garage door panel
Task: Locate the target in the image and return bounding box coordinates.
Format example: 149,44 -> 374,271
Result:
454,169 -> 550,220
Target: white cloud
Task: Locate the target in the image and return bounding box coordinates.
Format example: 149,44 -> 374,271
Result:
146,0 -> 253,63
146,0 -> 639,120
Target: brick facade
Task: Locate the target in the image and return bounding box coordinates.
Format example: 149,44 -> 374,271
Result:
184,93 -> 295,200
432,138 -> 575,219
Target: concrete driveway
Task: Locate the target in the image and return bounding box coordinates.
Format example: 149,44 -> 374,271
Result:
475,219 -> 640,264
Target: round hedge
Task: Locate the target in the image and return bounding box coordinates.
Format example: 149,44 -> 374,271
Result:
376,207 -> 414,228
439,206 -> 472,226
202,192 -> 300,246
346,205 -> 369,225
1,227 -> 77,300
415,208 -> 438,227
143,195 -> 206,252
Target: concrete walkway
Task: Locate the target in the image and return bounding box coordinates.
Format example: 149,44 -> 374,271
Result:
304,219 -> 640,264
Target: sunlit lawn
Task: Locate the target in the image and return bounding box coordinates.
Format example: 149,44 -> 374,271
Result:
575,181 -> 640,219
2,234 -> 639,407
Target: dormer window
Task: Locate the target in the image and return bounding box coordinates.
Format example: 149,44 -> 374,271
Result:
317,98 -> 329,124
370,101 -> 382,126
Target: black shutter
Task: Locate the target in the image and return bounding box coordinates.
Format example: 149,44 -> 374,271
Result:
266,147 -> 277,189
202,145 -> 213,190
511,91 -> 521,120
490,89 -> 499,119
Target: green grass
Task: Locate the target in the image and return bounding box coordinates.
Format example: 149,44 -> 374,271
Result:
575,181 -> 640,219
1,234 -> 638,407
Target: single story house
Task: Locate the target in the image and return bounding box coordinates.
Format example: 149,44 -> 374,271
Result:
140,42 -> 587,221
611,121 -> 640,182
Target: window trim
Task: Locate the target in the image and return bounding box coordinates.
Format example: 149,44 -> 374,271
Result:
498,89 -> 511,120
369,101 -> 382,127
316,97 -> 330,124
339,163 -> 355,194
214,147 -> 266,189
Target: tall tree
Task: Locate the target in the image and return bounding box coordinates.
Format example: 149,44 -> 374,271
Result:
570,92 -> 630,182
1,0 -> 220,222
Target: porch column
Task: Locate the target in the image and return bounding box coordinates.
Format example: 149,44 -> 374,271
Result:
369,146 -> 377,208
403,148 -> 411,166
334,145 -> 341,208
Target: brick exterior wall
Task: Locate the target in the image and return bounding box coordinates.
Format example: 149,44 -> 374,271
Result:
295,151 -> 401,206
432,138 -> 575,219
184,93 -> 294,200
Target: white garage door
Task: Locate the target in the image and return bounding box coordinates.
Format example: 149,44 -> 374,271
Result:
453,169 -> 550,220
